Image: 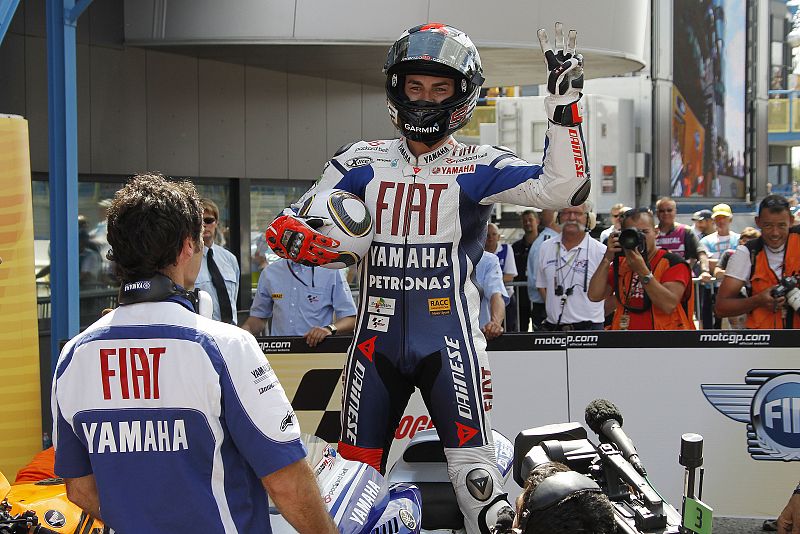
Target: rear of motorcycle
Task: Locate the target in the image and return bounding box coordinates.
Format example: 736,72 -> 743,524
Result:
270,435 -> 423,534
0,471 -> 108,533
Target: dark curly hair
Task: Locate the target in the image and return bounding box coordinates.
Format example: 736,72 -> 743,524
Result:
512,462 -> 616,534
106,173 -> 203,282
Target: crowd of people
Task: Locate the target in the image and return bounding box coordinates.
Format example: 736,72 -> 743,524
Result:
473,193 -> 800,333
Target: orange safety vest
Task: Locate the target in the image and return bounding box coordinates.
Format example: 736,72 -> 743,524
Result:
745,231 -> 800,329
611,249 -> 695,330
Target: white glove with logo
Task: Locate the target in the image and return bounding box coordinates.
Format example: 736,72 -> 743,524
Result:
538,22 -> 584,126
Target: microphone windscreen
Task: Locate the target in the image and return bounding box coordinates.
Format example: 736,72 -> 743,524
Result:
584,398 -> 623,434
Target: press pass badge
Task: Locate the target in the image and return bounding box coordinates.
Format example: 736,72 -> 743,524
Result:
619,311 -> 630,330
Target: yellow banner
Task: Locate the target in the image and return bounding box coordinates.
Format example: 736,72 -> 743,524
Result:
0,115 -> 41,479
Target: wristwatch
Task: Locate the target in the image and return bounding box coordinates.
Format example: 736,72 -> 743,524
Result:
641,272 -> 654,286
324,323 -> 338,335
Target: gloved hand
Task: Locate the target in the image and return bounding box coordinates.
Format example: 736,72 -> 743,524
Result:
265,214 -> 340,266
538,22 -> 584,126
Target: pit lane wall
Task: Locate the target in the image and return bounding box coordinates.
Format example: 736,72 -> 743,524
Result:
260,330 -> 800,518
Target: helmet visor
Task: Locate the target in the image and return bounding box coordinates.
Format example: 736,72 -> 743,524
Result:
385,29 -> 482,84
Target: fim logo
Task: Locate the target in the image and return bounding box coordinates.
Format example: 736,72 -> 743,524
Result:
702,370 -> 800,461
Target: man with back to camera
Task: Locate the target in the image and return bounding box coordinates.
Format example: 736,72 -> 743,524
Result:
52,174 -> 337,534
587,208 -> 695,330
511,210 -> 539,331
715,195 -> 800,329
490,461 -> 615,534
535,204 -> 606,331
264,22 -> 591,533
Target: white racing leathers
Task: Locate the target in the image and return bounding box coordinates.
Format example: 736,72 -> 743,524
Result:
296,118 -> 589,534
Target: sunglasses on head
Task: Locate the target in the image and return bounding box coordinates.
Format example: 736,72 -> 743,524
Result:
623,207 -> 652,219
203,217 -> 217,225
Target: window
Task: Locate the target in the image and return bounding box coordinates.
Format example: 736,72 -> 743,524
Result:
249,182 -> 312,284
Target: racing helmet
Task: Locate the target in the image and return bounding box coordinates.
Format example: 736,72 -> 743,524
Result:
384,23 -> 485,144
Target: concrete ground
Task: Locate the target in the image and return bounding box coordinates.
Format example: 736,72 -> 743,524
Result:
715,517 -> 774,533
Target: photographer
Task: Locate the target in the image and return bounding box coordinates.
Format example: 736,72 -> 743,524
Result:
493,461 -> 615,533
715,195 -> 800,329
588,208 -> 694,330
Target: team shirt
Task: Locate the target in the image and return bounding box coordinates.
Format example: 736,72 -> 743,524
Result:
250,259 -> 357,336
53,296 -> 305,533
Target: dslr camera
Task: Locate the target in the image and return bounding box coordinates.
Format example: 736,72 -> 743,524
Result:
614,228 -> 647,257
771,275 -> 800,311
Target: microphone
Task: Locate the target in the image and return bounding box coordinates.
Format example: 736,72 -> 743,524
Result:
584,398 -> 647,476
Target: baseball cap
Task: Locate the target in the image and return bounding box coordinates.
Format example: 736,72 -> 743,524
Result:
711,203 -> 732,218
692,209 -> 712,221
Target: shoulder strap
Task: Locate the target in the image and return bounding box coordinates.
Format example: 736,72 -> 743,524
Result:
745,236 -> 764,281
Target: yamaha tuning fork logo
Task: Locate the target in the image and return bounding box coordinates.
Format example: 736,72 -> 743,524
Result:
702,370 -> 800,461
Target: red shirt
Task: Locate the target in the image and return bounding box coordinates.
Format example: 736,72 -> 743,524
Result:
608,249 -> 692,330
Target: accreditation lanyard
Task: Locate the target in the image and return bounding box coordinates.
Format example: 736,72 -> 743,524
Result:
286,262 -> 315,288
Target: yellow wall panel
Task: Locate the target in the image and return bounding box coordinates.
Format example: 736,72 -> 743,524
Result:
0,116 -> 41,479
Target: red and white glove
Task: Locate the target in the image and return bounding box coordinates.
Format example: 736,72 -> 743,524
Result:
538,22 -> 584,126
265,214 -> 340,266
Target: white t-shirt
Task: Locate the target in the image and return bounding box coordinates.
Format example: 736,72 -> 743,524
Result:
725,244 -> 786,282
536,234 -> 607,324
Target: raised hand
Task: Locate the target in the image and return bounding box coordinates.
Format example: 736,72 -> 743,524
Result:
537,22 -> 584,126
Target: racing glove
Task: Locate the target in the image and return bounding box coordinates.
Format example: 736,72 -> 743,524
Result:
265,213 -> 340,266
538,22 -> 584,127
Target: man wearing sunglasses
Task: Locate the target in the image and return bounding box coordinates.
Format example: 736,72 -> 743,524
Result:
654,197 -> 711,280
194,199 -> 240,324
598,203 -> 627,245
588,208 -> 694,330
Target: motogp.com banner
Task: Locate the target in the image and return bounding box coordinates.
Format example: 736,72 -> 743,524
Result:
260,331 -> 800,518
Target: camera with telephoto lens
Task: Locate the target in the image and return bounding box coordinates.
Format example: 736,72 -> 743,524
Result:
513,422 -> 682,534
771,275 -> 800,311
614,228 -> 647,258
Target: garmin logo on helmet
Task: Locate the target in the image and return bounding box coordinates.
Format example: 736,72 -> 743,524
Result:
405,123 -> 440,134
